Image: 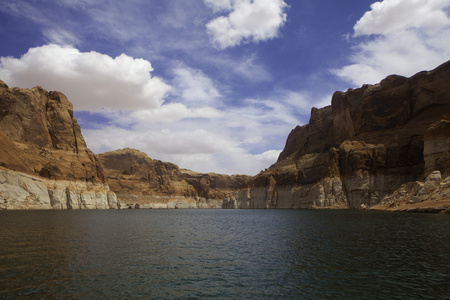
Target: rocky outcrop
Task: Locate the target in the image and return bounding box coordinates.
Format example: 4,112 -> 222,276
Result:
0,81 -> 116,209
372,171 -> 450,213
371,116 -> 450,212
98,148 -> 251,209
0,80 -> 105,182
229,60 -> 450,209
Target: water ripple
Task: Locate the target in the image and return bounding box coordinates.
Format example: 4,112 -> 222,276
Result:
0,209 -> 449,299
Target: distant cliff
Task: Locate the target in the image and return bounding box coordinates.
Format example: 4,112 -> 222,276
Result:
226,60 -> 450,210
98,148 -> 251,209
0,81 -> 118,209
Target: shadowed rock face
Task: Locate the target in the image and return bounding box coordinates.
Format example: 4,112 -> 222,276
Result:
0,81 -> 105,183
424,115 -> 450,179
229,60 -> 450,209
98,148 -> 251,208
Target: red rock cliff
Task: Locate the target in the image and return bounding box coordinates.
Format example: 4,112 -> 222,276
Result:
0,81 -> 117,209
228,60 -> 450,209
98,148 -> 251,208
0,81 -> 105,183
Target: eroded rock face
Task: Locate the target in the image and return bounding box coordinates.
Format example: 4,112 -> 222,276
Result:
0,81 -> 115,209
0,81 -> 105,183
98,148 -> 196,198
338,141 -> 387,208
0,168 -> 118,210
424,116 -> 450,178
98,148 -> 251,208
231,60 -> 450,209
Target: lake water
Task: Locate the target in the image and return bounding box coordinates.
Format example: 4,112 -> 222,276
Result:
0,209 -> 449,299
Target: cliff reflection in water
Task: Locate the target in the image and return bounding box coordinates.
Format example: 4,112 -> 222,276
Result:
1,209 -> 449,299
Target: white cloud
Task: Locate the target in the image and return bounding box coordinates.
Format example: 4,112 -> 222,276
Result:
172,66 -> 221,106
42,28 -> 81,45
205,0 -> 288,49
354,0 -> 450,36
130,103 -> 224,124
204,0 -> 233,12
232,52 -> 272,82
82,124 -> 280,175
333,0 -> 450,86
315,94 -> 333,108
247,149 -> 281,168
0,1 -> 83,46
1,1 -> 49,27
79,86 -> 310,175
0,44 -> 170,111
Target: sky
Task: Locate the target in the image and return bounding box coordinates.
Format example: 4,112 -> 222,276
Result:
0,0 -> 449,175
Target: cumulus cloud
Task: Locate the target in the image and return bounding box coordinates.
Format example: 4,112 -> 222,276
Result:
333,0 -> 450,86
205,0 -> 288,49
0,44 -> 170,111
354,0 -> 450,36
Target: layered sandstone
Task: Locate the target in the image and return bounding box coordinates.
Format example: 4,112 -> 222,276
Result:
0,168 -> 117,210
98,148 -> 251,208
227,60 -> 450,209
0,81 -> 118,209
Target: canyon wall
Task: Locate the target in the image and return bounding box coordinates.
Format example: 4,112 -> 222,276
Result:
2,59 -> 450,211
227,60 -> 450,209
0,79 -> 250,209
0,80 -> 118,209
98,148 -> 251,209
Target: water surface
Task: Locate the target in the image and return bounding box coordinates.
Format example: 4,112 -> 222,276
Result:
0,209 -> 449,299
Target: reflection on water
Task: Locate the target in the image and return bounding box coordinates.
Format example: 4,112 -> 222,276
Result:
0,209 -> 449,299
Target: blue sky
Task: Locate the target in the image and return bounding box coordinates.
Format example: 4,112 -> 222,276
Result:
1,0 -> 449,175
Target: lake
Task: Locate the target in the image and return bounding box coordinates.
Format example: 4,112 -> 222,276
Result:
0,209 -> 449,299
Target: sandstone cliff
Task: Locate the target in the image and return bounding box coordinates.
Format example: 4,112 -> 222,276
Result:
0,80 -> 118,209
98,148 -> 251,209
227,60 -> 450,210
